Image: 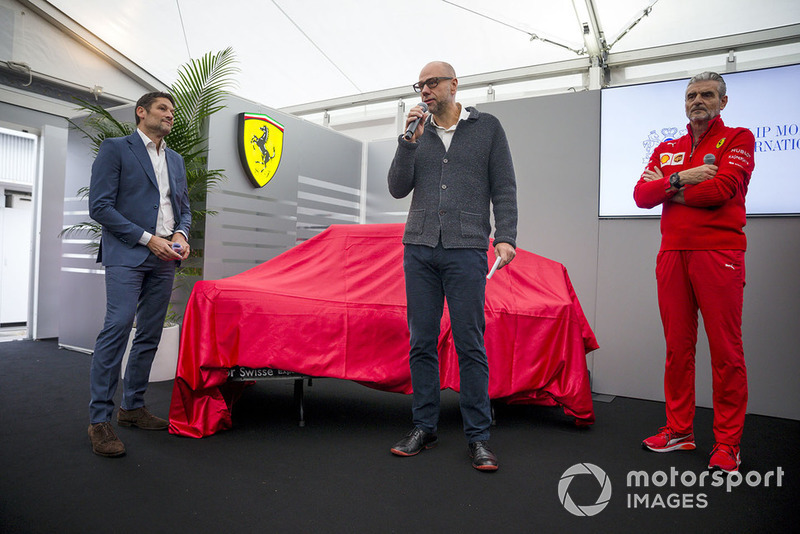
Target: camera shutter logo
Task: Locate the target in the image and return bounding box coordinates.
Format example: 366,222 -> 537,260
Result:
558,463 -> 612,516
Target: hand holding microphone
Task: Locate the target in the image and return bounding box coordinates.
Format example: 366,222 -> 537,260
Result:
171,240 -> 190,261
487,243 -> 516,280
404,102 -> 428,140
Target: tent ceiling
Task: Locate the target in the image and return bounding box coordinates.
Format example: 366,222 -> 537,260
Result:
38,0 -> 800,109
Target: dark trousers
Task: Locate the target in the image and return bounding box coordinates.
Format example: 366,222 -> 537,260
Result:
89,253 -> 176,423
403,242 -> 491,442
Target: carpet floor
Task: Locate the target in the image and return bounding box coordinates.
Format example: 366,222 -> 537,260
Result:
0,339 -> 797,533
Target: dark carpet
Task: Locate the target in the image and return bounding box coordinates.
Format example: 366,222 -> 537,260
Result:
0,339 -> 797,533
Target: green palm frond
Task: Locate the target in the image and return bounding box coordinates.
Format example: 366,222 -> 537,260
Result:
75,186 -> 90,200
58,220 -> 101,239
58,220 -> 102,254
68,99 -> 134,154
170,47 -> 239,156
186,166 -> 226,202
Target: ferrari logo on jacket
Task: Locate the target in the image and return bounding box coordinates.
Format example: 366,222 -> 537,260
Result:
237,112 -> 285,187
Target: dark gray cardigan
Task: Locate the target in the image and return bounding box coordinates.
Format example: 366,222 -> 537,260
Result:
388,107 -> 518,250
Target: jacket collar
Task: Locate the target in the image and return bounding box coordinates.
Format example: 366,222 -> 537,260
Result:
687,115 -> 724,145
425,105 -> 480,127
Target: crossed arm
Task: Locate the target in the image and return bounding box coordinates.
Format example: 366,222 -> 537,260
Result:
640,164 -> 718,204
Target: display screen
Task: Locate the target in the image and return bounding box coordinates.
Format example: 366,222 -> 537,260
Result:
599,63 -> 800,217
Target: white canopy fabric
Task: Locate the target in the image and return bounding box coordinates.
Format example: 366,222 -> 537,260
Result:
30,0 -> 800,109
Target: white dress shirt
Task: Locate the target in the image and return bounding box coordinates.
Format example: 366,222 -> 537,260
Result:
429,103 -> 471,152
135,128 -> 178,245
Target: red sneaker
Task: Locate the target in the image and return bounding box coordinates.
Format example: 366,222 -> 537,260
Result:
642,426 -> 696,452
708,443 -> 741,473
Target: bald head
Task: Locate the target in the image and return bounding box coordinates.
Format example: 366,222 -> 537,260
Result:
421,61 -> 456,79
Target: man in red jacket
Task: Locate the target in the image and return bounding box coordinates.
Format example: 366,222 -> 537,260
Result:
633,72 -> 755,473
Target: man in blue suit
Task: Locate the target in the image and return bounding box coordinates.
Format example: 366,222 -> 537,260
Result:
87,92 -> 191,457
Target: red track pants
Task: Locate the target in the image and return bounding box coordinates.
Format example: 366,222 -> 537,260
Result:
656,249 -> 748,446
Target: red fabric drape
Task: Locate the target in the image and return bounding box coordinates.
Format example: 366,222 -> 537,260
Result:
169,224 -> 599,437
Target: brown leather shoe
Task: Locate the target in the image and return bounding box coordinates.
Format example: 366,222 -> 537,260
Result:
88,422 -> 126,457
117,406 -> 169,430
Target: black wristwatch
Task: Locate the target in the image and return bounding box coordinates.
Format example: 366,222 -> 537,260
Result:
669,172 -> 682,189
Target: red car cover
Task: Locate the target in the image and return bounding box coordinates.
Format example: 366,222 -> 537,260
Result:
169,224 -> 599,437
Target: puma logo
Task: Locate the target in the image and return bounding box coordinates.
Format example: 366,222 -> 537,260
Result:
724,263 -> 736,270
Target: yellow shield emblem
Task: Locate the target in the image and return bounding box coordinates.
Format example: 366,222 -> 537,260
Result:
237,112 -> 285,187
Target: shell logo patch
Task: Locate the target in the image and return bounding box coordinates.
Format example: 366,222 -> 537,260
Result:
237,112 -> 285,188
659,152 -> 686,166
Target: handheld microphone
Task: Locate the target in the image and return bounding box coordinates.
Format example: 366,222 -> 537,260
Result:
486,256 -> 502,280
403,102 -> 428,140
703,153 -> 715,165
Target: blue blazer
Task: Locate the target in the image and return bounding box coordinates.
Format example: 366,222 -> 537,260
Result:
89,131 -> 192,267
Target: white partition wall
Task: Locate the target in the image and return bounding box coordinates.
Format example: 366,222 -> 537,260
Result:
365,138 -> 410,225
203,96 -> 363,281
58,106 -> 133,352
477,94 -> 601,337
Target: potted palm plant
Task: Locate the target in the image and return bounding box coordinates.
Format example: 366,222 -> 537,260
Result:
61,47 -> 238,380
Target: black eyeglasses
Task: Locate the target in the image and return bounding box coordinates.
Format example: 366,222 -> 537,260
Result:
412,77 -> 453,93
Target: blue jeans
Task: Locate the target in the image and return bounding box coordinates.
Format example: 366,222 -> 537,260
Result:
404,242 -> 491,442
89,253 -> 176,423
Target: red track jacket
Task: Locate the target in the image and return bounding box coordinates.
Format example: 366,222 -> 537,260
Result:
634,116 -> 755,251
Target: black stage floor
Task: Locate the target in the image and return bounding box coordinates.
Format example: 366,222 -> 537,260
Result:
0,339 -> 797,533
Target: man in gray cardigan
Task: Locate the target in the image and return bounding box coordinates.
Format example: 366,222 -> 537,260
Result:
388,61 -> 518,471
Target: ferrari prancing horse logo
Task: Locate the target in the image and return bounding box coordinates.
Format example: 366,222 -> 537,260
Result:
237,112 -> 285,187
